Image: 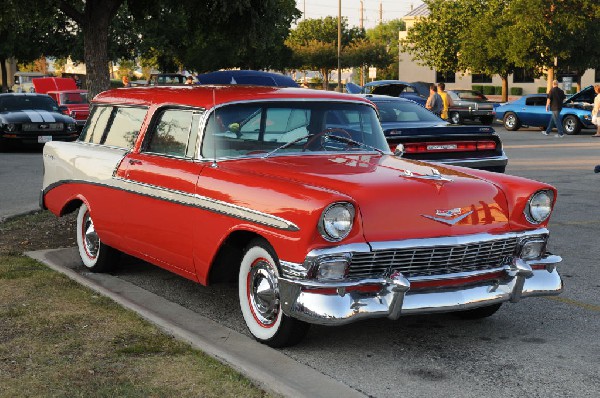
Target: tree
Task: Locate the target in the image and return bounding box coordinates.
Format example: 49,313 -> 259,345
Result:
343,38 -> 394,82
0,1 -> 72,92
286,17 -> 365,89
365,19 -> 406,80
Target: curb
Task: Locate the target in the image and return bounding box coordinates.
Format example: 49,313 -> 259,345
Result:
25,248 -> 365,398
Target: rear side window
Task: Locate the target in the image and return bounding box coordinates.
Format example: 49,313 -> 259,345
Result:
80,106 -> 146,148
103,107 -> 147,149
145,109 -> 199,158
79,106 -> 111,144
525,97 -> 545,106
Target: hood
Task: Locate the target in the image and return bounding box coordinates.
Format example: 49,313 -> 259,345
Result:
346,82 -> 362,94
32,77 -> 77,94
565,85 -> 594,106
222,154 -> 511,242
0,110 -> 74,124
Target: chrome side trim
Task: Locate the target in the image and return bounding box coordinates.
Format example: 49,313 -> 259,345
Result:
113,177 -> 300,231
431,152 -> 508,168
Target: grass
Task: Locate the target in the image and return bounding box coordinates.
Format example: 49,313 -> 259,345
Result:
0,212 -> 275,397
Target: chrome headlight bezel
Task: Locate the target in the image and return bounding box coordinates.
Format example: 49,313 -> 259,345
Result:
318,202 -> 355,242
524,190 -> 554,224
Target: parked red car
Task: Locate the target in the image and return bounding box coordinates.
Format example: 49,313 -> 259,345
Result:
33,77 -> 89,129
41,86 -> 563,347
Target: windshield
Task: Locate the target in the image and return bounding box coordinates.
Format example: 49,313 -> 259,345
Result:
376,100 -> 442,123
454,91 -> 487,101
201,101 -> 389,159
0,95 -> 59,112
59,92 -> 89,104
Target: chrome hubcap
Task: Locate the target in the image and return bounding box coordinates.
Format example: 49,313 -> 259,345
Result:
506,115 -> 515,128
83,212 -> 99,258
564,119 -> 575,132
248,260 -> 279,326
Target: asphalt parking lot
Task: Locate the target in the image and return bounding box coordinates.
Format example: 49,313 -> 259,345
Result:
4,125 -> 600,397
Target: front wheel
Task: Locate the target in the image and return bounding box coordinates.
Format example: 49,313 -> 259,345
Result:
503,112 -> 521,131
76,203 -> 120,272
453,303 -> 502,319
238,238 -> 310,347
562,115 -> 581,135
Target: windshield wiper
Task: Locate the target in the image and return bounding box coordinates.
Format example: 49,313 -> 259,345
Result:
263,134 -> 313,158
324,134 -> 385,154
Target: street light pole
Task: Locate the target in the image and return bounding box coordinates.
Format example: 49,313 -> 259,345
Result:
338,0 -> 342,92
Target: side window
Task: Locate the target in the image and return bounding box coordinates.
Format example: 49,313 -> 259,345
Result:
525,97 -> 544,106
79,106 -> 111,144
145,109 -> 195,157
103,107 -> 147,149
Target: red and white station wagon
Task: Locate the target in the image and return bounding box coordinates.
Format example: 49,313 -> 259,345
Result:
41,85 -> 563,347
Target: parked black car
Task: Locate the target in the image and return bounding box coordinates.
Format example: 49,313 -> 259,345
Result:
447,90 -> 500,125
0,93 -> 78,150
367,95 -> 507,173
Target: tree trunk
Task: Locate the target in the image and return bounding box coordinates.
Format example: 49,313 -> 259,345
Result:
83,5 -> 114,98
1,58 -> 7,93
501,75 -> 508,102
546,68 -> 555,93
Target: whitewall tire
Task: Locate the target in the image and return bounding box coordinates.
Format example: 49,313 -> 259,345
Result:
238,238 -> 309,347
76,203 -> 120,272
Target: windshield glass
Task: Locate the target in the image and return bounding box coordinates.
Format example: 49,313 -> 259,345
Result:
59,92 -> 89,104
0,95 -> 59,112
455,91 -> 487,101
376,100 -> 441,123
201,101 -> 389,159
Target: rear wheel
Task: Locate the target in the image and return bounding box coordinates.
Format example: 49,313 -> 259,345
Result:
453,303 -> 502,319
76,203 -> 120,272
562,115 -> 581,135
450,111 -> 462,124
238,238 -> 310,347
503,112 -> 521,131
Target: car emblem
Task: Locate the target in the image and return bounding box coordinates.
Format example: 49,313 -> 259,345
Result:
39,124 -> 49,129
422,208 -> 473,225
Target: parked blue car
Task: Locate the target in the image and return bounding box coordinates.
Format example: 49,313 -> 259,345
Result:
346,80 -> 429,106
495,86 -> 594,135
196,70 -> 298,87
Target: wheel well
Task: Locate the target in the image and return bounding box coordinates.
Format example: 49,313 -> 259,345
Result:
208,230 -> 263,284
60,199 -> 83,216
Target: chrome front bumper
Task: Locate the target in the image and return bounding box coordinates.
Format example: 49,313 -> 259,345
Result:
278,254 -> 563,326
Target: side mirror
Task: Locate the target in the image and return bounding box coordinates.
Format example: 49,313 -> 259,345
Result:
58,105 -> 69,114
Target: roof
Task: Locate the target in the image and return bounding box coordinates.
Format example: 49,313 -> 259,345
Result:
364,80 -> 412,87
92,86 -> 373,109
197,70 -> 298,87
404,3 -> 429,17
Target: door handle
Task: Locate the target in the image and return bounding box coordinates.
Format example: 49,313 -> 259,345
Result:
129,159 -> 142,165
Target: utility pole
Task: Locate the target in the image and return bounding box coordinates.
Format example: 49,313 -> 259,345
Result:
360,0 -> 364,85
303,0 -> 306,20
338,0 -> 342,92
379,1 -> 383,25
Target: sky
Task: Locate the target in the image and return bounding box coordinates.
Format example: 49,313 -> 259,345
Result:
295,0 -> 420,30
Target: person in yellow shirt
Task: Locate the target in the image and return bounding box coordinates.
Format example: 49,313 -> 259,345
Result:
437,82 -> 453,120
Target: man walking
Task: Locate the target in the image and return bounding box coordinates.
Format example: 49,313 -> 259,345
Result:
426,84 -> 443,117
543,80 -> 566,137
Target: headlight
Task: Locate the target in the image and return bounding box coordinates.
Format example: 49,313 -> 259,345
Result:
3,123 -> 17,132
67,123 -> 78,132
318,202 -> 355,241
524,190 -> 554,224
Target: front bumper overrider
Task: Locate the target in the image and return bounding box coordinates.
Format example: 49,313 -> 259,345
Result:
278,233 -> 563,326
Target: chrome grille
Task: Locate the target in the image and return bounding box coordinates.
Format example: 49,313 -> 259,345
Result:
349,237 -> 518,278
22,123 -> 64,132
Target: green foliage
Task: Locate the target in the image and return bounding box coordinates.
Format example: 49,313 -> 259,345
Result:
472,85 -> 484,93
510,87 -> 523,95
482,85 -> 495,95
366,19 -> 406,79
494,86 -> 502,95
538,86 -> 548,93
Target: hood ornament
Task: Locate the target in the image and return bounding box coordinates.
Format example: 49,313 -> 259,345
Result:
422,208 -> 473,225
400,167 -> 453,182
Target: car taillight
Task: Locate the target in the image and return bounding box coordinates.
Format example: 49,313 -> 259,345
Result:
401,140 -> 497,154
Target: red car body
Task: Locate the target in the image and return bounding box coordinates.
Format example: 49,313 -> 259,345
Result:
41,86 -> 563,347
33,77 -> 89,128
